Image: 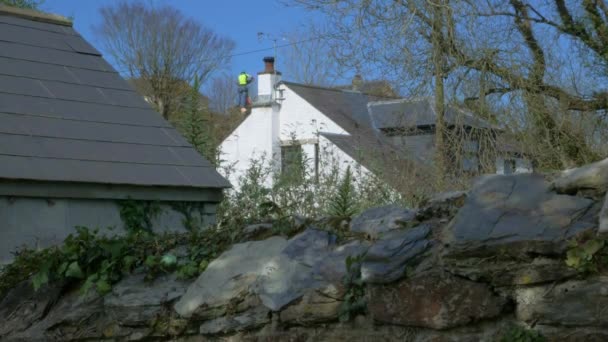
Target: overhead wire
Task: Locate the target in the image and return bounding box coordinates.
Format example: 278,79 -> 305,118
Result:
113,34 -> 332,75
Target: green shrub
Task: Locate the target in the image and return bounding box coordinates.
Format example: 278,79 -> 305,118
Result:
565,232 -> 608,274
500,325 -> 546,342
0,224 -> 241,301
339,254 -> 367,322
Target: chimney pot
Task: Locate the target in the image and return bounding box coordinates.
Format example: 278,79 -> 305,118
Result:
263,56 -> 275,73
352,74 -> 363,91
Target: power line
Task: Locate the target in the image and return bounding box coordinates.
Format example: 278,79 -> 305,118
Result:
114,34 -> 330,75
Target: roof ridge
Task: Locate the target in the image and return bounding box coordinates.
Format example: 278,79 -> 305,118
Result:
0,5 -> 72,27
367,97 -> 430,107
280,80 -> 399,99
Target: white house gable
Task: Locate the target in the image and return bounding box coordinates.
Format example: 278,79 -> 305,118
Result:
277,83 -> 349,140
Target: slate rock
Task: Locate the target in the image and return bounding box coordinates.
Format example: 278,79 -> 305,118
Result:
258,229 -> 335,311
446,257 -> 578,286
600,192 -> 608,234
7,289 -> 105,341
280,285 -> 342,325
537,325 -> 608,342
368,272 -> 506,330
445,173 -> 594,257
0,281 -> 63,338
256,251 -> 323,311
174,236 -> 289,317
241,223 -> 274,241
417,190 -> 467,220
350,205 -> 417,237
313,240 -> 371,284
176,230 -> 337,318
104,273 -> 187,325
361,225 -> 431,283
282,229 -> 336,267
199,306 -> 270,335
516,276 -> 608,326
552,157 -> 608,194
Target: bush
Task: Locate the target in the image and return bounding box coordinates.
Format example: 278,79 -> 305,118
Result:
217,149 -> 405,228
0,225 -> 240,301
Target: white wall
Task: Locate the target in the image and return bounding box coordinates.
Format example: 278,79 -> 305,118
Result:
318,135 -> 372,177
220,106 -> 279,187
219,83 -> 354,189
495,157 -> 533,175
277,84 -> 348,140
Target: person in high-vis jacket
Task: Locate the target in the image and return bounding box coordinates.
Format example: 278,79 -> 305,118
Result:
238,71 -> 253,113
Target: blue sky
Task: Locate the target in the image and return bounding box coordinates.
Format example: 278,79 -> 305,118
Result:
42,0 -> 316,79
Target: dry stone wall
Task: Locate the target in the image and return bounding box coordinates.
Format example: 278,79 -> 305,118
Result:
2,159 -> 608,341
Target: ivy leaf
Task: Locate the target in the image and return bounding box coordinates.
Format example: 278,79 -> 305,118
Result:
122,255 -> 137,272
583,240 -> 604,257
565,249 -> 582,268
96,279 -> 112,295
198,259 -> 209,272
160,253 -> 177,267
65,261 -> 84,279
32,271 -> 49,291
145,255 -> 158,268
81,273 -> 99,295
57,261 -> 69,275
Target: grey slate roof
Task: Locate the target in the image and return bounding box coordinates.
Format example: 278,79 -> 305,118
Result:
319,132 -> 415,173
368,98 -> 497,130
282,82 -> 426,180
281,81 -> 385,136
0,8 -> 230,190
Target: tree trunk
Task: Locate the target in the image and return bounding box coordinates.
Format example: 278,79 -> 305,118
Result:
432,0 -> 448,183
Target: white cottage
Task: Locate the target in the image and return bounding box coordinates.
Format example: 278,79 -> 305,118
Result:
220,58 -> 531,189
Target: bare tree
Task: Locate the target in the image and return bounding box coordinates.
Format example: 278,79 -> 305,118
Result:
94,1 -> 235,121
205,73 -> 237,115
281,27 -> 338,86
291,0 -> 608,172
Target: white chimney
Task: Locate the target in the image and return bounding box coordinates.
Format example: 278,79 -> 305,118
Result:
257,56 -> 281,103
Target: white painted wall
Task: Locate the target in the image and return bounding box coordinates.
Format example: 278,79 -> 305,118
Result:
219,83 -> 359,189
257,73 -> 281,97
318,135 -> 372,177
277,84 -> 348,140
495,157 -> 533,175
220,105 -> 279,187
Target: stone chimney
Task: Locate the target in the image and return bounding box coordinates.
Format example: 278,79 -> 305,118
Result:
257,56 -> 281,103
352,74 -> 364,91
263,56 -> 275,73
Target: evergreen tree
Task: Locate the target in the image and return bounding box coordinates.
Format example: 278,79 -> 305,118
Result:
327,166 -> 358,218
179,75 -> 217,165
0,0 -> 43,9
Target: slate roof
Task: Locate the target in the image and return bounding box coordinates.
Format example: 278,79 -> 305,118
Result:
282,82 -> 426,177
0,7 -> 229,191
368,98 -> 497,130
319,132 -> 416,176
281,81 -> 386,136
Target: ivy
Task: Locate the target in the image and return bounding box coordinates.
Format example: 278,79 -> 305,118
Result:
338,253 -> 367,322
170,201 -> 206,231
565,232 -> 608,274
0,220 -> 249,301
175,226 -> 239,280
118,199 -> 162,233
500,325 -> 546,342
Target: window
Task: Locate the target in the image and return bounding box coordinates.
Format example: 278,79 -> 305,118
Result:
504,159 -> 516,175
281,144 -> 304,181
462,139 -> 479,173
314,143 -> 320,181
